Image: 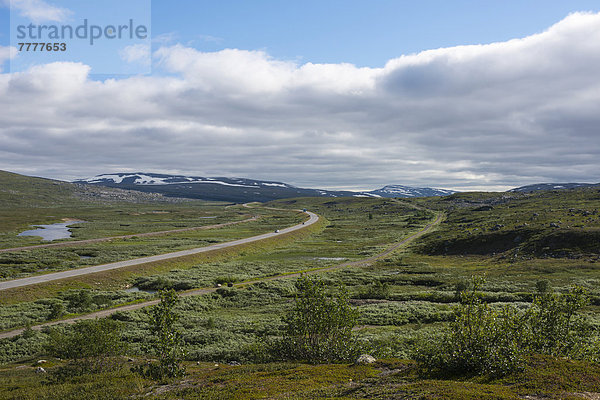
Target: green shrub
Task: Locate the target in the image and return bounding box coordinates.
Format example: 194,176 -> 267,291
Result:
415,277 -> 592,377
133,289 -> 186,380
47,301 -> 65,320
45,318 -> 125,360
271,275 -> 364,363
415,277 -> 527,376
63,289 -> 93,312
43,319 -> 126,382
214,275 -> 239,285
356,280 -> 390,299
135,276 -> 174,291
526,285 -> 590,357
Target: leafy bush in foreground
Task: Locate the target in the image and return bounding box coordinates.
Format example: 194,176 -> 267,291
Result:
45,318 -> 125,360
133,289 -> 186,380
526,284 -> 591,357
270,275 -> 364,363
415,277 -> 591,377
44,318 -> 126,382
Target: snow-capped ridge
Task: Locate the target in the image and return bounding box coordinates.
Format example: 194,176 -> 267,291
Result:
369,185 -> 457,198
76,173 -> 293,189
509,183 -> 600,193
75,173 -> 459,202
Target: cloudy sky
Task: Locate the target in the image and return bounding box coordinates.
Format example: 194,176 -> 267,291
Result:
1,1 -> 600,191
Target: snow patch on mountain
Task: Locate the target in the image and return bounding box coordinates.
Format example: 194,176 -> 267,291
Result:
369,185 -> 456,198
77,173 -> 285,188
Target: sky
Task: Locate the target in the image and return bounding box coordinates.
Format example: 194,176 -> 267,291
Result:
1,1 -> 600,191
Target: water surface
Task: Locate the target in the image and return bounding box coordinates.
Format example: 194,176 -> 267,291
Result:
18,221 -> 85,241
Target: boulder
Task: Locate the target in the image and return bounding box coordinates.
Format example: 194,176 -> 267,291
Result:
355,354 -> 376,365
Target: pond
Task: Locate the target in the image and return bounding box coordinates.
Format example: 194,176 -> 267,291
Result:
18,221 -> 85,241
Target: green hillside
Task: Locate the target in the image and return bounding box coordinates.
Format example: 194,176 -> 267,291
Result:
0,172 -> 600,399
414,188 -> 600,259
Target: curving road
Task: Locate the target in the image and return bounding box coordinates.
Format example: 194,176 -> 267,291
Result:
0,211 -> 318,292
0,212 -> 442,339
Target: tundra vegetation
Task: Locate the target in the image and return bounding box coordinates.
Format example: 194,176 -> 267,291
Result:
1,170 -> 600,399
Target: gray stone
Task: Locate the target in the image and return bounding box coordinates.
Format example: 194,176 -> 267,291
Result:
355,354 -> 376,364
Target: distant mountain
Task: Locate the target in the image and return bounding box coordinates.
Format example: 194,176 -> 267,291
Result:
0,170 -> 177,209
79,173 -> 297,189
370,185 -> 457,198
75,173 -> 364,203
509,183 -> 600,193
74,173 -> 457,203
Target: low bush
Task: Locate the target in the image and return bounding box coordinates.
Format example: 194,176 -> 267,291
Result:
356,280 -> 391,299
270,275 -> 365,363
44,318 -> 126,382
45,318 -> 126,360
415,277 -> 592,377
133,289 -> 186,380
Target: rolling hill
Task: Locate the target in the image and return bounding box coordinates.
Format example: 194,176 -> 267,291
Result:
509,182 -> 600,193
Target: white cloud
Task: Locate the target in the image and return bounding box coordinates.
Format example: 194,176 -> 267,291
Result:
1,12 -> 600,190
120,44 -> 151,67
152,32 -> 179,45
198,34 -> 223,44
7,0 -> 72,23
0,46 -> 18,72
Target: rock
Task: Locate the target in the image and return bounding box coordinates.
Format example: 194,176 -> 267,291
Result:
550,222 -> 560,228
355,354 -> 376,365
36,367 -> 47,374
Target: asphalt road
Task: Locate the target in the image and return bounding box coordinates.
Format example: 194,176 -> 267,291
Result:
0,212 -> 442,339
0,211 -> 318,292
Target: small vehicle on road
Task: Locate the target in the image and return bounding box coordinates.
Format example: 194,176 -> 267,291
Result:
274,229 -> 280,233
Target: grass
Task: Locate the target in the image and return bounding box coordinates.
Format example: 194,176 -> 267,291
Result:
3,193 -> 600,358
2,172 -> 600,398
1,355 -> 599,399
0,210 -> 301,281
0,210 -> 322,306
413,187 -> 600,260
